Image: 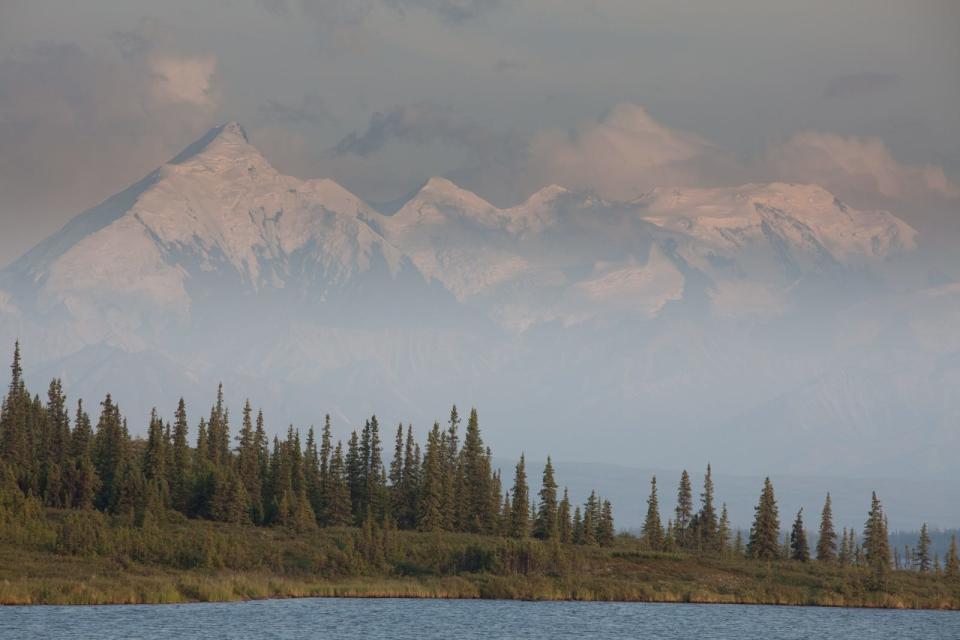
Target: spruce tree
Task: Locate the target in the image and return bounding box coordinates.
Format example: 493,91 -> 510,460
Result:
597,499 -> 615,547
345,430 -> 362,523
418,423 -> 445,532
42,378 -> 70,507
674,470 -> 693,548
747,477 -> 780,560
582,492 -> 598,546
533,456 -> 558,540
236,400 -> 263,523
0,342 -> 30,483
946,535 -> 959,579
92,395 -> 128,513
558,487 -> 572,543
323,442 -> 352,527
509,454 -> 529,538
69,400 -> 98,509
863,492 -> 891,571
816,493 -> 837,563
572,506 -> 584,544
838,527 -> 850,566
499,490 -> 511,536
916,523 -> 932,573
400,424 -> 420,529
459,408 -> 492,533
790,508 -> 810,562
443,406 -> 460,531
641,475 -> 663,551
318,415 -> 332,514
699,463 -> 718,550
718,503 -> 731,554
389,423 -> 405,524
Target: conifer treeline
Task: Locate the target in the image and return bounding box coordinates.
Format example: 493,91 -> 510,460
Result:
2,342 -> 958,578
635,464 -> 959,578
0,344 -> 614,545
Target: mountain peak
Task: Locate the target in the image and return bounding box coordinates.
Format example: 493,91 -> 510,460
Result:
416,176 -> 477,199
400,177 -> 497,218
168,121 -> 254,166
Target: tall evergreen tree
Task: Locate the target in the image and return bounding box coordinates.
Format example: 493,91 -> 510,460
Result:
699,463 -> 718,550
236,400 -> 263,523
509,454 -> 529,538
558,487 -> 572,544
674,470 -> 693,548
303,425 -> 321,525
946,535 -> 959,579
323,441 -> 352,527
42,378 -> 70,507
1,342 -> 31,491
345,430 -> 362,523
533,457 -> 558,540
718,503 -> 731,554
597,500 -> 615,547
790,508 -> 810,562
572,506 -> 584,544
388,423 -> 405,523
69,399 -> 98,509
838,527 -> 851,566
92,395 -> 129,513
318,416 -> 332,508
417,423 -> 445,531
916,523 -> 932,573
581,491 -> 599,546
747,477 -> 780,560
459,408 -> 493,533
816,493 -> 837,563
863,492 -> 891,571
641,475 -> 663,551
399,425 -> 420,529
442,406 -> 460,531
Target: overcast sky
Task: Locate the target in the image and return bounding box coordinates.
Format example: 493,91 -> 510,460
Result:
1,0 -> 958,267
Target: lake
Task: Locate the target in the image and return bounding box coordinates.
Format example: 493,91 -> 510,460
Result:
1,598 -> 958,639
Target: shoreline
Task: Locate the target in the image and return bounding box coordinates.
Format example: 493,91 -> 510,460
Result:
2,574 -> 958,610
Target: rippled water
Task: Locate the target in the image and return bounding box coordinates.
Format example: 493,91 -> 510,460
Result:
2,598 -> 958,639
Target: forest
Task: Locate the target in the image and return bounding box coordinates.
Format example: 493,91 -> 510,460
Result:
1,342 -> 958,608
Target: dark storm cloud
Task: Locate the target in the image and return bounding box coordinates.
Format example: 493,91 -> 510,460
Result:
823,72 -> 900,99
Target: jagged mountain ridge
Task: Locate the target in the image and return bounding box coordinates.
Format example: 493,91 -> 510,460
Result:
0,122 -> 953,478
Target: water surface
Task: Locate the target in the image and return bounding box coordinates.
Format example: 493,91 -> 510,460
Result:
2,598 -> 958,639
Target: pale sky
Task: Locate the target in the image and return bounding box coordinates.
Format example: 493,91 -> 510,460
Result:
1,0 -> 958,266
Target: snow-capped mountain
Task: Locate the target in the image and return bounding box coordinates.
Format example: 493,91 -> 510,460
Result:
0,122 -> 955,478
1,123 -> 455,361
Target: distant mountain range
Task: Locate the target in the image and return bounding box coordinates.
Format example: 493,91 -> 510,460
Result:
1,122 -> 957,482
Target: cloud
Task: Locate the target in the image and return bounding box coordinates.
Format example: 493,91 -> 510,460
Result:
148,54 -> 217,107
765,131 -> 960,202
519,103 -> 741,200
0,26 -> 219,267
823,72 -> 899,100
333,102 -> 518,162
332,101 -> 746,204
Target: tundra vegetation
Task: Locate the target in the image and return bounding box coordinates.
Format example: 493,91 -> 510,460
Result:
1,343 -> 957,608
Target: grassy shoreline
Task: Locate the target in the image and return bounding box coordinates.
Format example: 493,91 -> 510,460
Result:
2,517 -> 957,609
